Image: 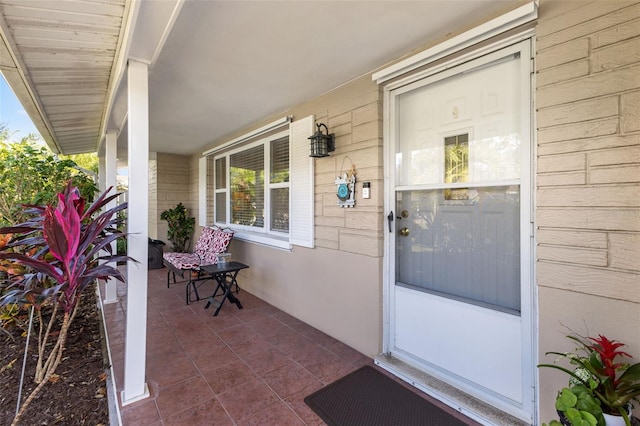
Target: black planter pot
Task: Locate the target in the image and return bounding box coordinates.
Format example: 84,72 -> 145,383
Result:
557,410 -> 571,426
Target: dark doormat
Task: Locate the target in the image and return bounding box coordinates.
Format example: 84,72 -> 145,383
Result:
304,366 -> 469,426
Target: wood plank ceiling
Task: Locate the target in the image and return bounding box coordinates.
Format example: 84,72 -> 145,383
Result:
0,0 -> 127,154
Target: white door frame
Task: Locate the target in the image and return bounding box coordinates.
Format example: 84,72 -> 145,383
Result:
381,36 -> 536,423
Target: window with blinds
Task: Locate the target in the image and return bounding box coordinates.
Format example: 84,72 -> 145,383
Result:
270,136 -> 289,232
209,116 -> 315,249
231,145 -> 265,227
214,131 -> 290,235
214,157 -> 227,223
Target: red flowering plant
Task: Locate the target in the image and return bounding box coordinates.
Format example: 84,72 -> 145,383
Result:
0,181 -> 133,425
540,333 -> 640,426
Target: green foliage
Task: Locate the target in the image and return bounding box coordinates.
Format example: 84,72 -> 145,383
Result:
116,210 -> 127,256
551,386 -> 603,426
231,166 -> 263,226
60,152 -> 99,174
0,182 -> 133,423
160,203 -> 195,252
0,302 -> 28,338
0,141 -> 97,226
540,333 -> 640,426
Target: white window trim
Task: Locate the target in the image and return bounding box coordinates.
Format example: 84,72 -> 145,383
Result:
198,157 -> 207,226
203,116 -> 292,156
207,115 -> 315,250
214,130 -> 289,242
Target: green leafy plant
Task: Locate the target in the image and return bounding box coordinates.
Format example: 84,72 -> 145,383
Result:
540,333 -> 640,426
543,386 -> 603,426
160,202 -> 195,252
116,210 -> 127,258
0,182 -> 132,425
0,141 -> 97,226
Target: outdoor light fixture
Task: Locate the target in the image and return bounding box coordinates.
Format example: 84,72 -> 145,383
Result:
308,123 -> 335,158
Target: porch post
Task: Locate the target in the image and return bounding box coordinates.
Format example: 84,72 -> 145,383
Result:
103,130 -> 118,304
122,59 -> 150,405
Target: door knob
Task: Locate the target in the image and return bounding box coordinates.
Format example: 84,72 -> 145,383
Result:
399,227 -> 410,237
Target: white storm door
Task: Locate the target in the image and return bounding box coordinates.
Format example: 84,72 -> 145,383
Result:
387,40 -> 533,419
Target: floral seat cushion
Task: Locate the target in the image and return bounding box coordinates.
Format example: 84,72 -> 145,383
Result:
163,226 -> 234,271
162,252 -> 202,270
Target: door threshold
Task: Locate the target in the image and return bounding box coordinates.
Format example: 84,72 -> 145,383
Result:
374,354 -> 530,426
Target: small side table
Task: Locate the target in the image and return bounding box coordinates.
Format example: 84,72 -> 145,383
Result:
201,261 -> 249,316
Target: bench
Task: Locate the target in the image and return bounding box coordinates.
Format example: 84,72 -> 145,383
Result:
162,225 -> 234,304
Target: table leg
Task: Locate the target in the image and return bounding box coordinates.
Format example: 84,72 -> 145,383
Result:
204,272 -> 243,316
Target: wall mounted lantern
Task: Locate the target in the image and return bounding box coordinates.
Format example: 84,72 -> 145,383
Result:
308,123 -> 335,158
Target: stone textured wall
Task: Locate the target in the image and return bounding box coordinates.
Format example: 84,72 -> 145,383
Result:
148,154 -> 158,240
154,153 -> 193,247
314,86 -> 383,257
536,0 -> 640,421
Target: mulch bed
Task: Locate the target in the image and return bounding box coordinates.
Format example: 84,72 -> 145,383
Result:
0,291 -> 109,425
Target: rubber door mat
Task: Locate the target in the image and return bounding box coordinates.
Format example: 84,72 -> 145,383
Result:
304,366 -> 470,426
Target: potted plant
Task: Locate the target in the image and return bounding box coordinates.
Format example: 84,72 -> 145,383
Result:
160,202 -> 195,252
540,333 -> 640,426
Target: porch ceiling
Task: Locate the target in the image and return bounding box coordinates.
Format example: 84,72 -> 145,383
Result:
0,0 -> 520,160
0,0 -> 129,154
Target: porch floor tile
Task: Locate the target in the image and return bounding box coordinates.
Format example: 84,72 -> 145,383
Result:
102,267 -> 479,425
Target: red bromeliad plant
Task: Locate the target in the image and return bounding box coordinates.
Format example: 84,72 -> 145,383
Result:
540,333 -> 640,426
0,181 -> 132,425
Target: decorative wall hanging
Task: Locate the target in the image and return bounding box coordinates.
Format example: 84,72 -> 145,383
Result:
335,160 -> 356,208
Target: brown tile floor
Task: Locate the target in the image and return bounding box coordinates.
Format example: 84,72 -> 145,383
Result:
101,267 -> 477,425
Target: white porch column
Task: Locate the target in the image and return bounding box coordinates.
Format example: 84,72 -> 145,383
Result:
103,130 -> 119,304
122,59 -> 150,405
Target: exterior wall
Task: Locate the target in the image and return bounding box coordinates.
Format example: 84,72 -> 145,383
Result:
177,0 -> 640,419
148,153 -> 158,239
536,0 -> 640,421
187,155 -> 200,226
195,75 -> 384,356
153,153 -> 193,247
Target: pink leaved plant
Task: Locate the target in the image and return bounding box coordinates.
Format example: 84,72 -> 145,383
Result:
0,181 -> 134,425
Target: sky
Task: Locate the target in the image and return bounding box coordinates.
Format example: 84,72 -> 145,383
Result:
0,72 -> 42,142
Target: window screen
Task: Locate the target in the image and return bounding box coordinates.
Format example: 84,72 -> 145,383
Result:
230,145 -> 265,228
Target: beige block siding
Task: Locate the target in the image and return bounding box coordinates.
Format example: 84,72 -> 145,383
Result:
609,233 -> 640,271
153,153 -> 193,248
536,37 -> 589,70
592,36 -> 640,72
623,90 -> 640,132
148,155 -> 158,240
537,229 -> 608,249
538,133 -> 640,156
536,1 -> 640,48
536,0 -> 640,422
536,59 -> 589,87
536,96 -> 618,128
